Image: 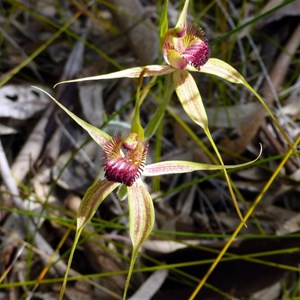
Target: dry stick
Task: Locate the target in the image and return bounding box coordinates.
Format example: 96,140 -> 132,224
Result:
10,6 -> 86,181
0,8 -> 89,297
0,27 -> 42,82
10,106 -> 53,181
263,23 -> 300,101
261,22 -> 300,172
0,9 -> 81,87
261,122 -> 297,173
7,20 -> 89,274
216,1 -> 299,161
109,0 -> 158,65
0,139 -> 68,276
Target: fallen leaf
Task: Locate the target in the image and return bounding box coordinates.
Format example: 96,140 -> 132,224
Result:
0,85 -> 49,120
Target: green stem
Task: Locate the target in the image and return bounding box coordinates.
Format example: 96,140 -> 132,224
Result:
204,126 -> 246,226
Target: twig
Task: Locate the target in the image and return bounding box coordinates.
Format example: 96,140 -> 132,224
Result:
109,0 -> 158,64
261,23 -> 300,172
10,105 -> 53,182
263,23 -> 300,100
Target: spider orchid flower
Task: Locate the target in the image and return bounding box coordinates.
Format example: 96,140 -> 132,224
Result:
33,87 -> 261,300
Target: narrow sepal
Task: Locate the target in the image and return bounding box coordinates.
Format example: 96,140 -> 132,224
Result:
190,58 -> 294,148
176,0 -> 190,29
143,149 -> 262,176
54,65 -> 174,87
32,86 -> 110,148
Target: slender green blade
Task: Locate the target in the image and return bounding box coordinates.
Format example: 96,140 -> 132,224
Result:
159,0 -> 169,42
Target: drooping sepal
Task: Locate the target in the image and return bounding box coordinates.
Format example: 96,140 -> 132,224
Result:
77,179 -> 120,229
123,179 -> 155,299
